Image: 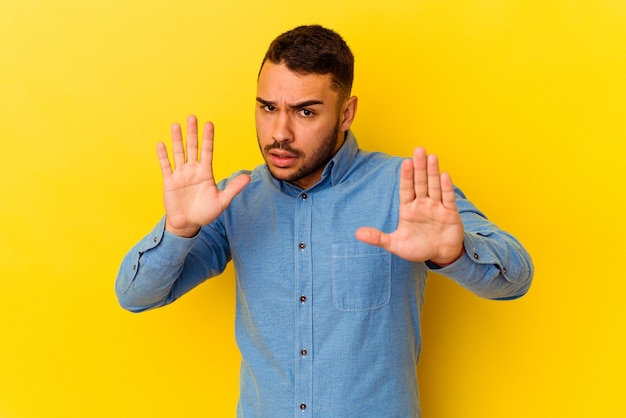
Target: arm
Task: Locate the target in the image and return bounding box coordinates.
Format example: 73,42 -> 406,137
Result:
426,189 -> 533,300
115,115 -> 249,312
115,217 -> 231,312
356,147 -> 533,300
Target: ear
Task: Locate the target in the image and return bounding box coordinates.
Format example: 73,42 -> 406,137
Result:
339,96 -> 358,132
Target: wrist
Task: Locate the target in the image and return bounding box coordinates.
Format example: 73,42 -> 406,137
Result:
164,219 -> 200,238
429,244 -> 465,267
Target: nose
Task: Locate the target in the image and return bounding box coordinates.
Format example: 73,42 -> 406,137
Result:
272,110 -> 293,143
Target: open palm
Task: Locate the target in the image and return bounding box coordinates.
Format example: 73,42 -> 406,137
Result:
356,147 -> 464,266
157,115 -> 250,238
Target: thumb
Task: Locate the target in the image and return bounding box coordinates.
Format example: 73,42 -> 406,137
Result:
220,174 -> 251,205
355,227 -> 390,249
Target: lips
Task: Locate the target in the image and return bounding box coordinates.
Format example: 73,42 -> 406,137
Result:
268,150 -> 298,168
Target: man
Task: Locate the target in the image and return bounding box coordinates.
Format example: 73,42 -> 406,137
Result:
116,25 -> 533,417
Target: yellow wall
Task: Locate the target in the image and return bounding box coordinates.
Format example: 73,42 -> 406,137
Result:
1,1 -> 624,417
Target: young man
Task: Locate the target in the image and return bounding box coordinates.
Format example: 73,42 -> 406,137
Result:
116,25 -> 533,417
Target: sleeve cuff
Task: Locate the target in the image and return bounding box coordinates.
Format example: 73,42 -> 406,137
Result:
138,216 -> 200,266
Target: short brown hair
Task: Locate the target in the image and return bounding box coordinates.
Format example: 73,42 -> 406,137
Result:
260,25 -> 354,97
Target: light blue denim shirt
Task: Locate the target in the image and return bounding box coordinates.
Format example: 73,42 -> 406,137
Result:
116,131 -> 533,417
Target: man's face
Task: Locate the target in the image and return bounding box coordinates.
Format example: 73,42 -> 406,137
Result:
255,62 -> 353,190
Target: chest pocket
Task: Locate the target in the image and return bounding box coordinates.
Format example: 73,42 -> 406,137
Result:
331,242 -> 391,311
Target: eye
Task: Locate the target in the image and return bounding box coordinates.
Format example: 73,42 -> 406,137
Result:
298,109 -> 314,117
262,104 -> 276,112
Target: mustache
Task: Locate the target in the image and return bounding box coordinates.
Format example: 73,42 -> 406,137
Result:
264,141 -> 303,156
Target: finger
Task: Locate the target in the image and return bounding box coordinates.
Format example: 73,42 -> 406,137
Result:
413,147 -> 428,199
427,153 -> 442,202
399,159 -> 416,205
219,173 -> 251,206
186,115 -> 199,163
355,227 -> 391,250
156,142 -> 173,177
440,172 -> 458,210
170,122 -> 185,169
200,121 -> 215,169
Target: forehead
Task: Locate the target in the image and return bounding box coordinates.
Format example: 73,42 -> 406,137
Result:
257,62 -> 338,101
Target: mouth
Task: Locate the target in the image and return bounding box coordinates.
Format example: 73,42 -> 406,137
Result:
268,150 -> 298,168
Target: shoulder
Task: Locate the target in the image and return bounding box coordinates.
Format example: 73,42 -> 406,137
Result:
347,149 -> 405,180
217,164 -> 268,189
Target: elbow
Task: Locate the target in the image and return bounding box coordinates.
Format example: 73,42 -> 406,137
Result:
115,290 -> 164,313
116,293 -> 148,313
115,285 -> 148,313
492,286 -> 530,301
491,263 -> 534,301
114,275 -> 164,314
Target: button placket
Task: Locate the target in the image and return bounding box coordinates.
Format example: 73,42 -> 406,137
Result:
294,191 -> 313,414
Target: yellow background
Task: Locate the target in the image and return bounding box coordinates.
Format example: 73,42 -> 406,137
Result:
1,1 -> 625,417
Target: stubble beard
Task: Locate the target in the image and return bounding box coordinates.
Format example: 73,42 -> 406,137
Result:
259,120 -> 342,185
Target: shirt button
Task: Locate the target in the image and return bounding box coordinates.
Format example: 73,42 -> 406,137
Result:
502,267 -> 508,274
299,242 -> 306,250
300,349 -> 308,356
302,193 -> 308,200
473,253 -> 479,260
300,295 -> 307,303
300,403 -> 307,410
132,264 -> 137,270
153,237 -> 157,243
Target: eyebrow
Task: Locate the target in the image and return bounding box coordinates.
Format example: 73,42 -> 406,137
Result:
256,97 -> 324,109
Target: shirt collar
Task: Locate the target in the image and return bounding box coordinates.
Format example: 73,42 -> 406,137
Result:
320,129 -> 359,187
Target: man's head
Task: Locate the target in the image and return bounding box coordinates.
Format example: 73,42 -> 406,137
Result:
256,25 -> 358,190
259,25 -> 354,101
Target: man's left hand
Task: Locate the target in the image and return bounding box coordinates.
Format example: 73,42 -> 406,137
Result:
356,147 -> 465,266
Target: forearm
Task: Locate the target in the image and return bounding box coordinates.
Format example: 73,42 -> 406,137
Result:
428,231 -> 533,300
427,190 -> 534,300
115,217 -> 230,312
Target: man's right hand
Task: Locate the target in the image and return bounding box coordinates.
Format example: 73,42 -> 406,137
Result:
157,115 -> 250,238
